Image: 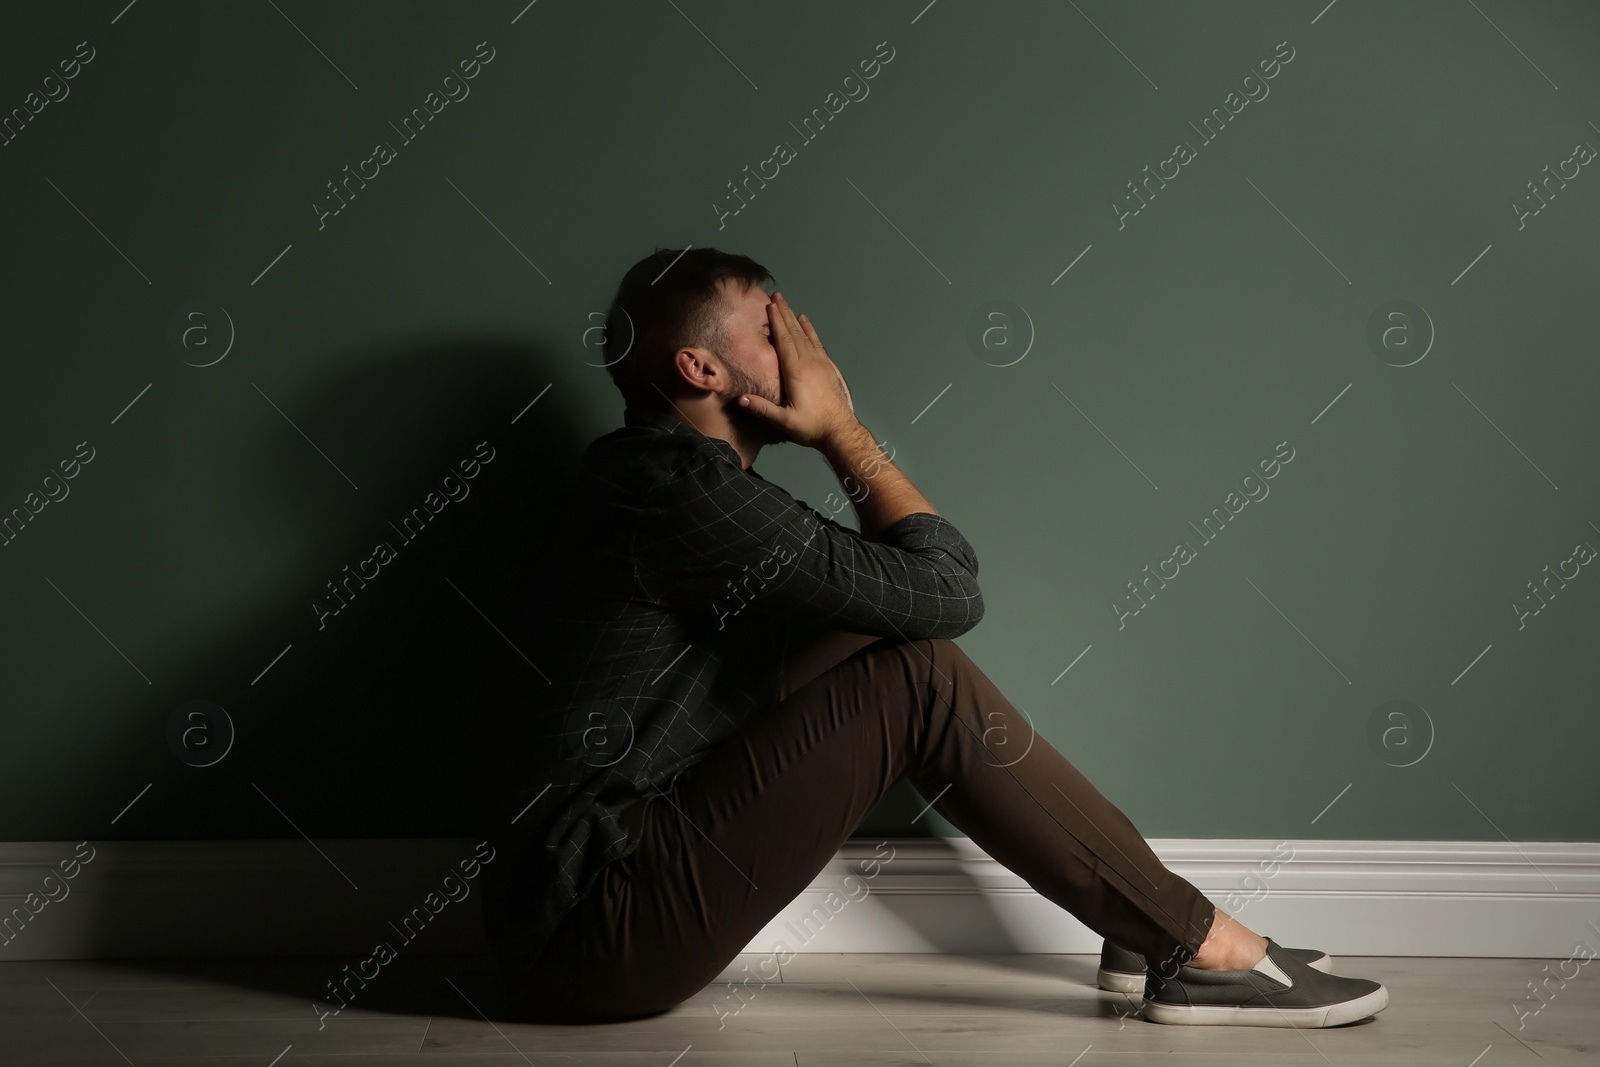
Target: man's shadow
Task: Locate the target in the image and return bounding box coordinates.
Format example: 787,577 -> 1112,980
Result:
48,333 -> 581,1022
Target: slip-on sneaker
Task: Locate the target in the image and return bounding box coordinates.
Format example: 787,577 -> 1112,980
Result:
1096,938 -> 1333,993
1141,937 -> 1387,1027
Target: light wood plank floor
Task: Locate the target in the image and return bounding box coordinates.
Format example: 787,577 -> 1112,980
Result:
1,951 -> 1593,1065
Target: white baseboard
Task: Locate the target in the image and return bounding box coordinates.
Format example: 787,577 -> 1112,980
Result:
765,837 -> 1600,959
2,838 -> 1596,961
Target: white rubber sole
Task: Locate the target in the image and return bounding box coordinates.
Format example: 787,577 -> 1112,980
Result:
1141,984 -> 1389,1027
1097,954 -> 1333,994
1096,968 -> 1147,994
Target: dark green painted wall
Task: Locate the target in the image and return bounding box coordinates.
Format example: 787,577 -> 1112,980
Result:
2,1 -> 1596,846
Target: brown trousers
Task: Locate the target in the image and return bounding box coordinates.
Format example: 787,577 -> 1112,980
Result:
504,631 -> 1216,1023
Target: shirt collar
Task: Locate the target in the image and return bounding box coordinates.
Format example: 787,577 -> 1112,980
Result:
622,406 -> 749,470
622,405 -> 691,433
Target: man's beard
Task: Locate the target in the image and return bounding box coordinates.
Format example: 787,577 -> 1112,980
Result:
721,358 -> 789,447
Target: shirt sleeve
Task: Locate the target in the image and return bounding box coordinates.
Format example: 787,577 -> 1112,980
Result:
634,442 -> 985,640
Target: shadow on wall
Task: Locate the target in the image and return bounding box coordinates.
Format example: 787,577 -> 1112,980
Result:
58,331 -> 591,857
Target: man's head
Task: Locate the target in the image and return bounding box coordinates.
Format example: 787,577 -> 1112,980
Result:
602,248 -> 787,447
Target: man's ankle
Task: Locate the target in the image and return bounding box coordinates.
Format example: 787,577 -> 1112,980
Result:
1190,935 -> 1269,971
1186,912 -> 1268,971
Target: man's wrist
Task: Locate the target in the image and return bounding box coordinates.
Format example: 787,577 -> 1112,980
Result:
817,417 -> 868,459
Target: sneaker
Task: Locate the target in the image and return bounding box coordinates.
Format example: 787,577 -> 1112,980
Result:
1096,938 -> 1332,993
1140,936 -> 1388,1027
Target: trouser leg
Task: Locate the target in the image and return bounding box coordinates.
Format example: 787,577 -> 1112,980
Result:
514,634 -> 1215,1022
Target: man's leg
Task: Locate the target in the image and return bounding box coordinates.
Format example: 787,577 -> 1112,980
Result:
517,634 -> 1217,1022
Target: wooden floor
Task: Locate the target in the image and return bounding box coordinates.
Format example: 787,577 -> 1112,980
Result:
1,951 -> 1593,1065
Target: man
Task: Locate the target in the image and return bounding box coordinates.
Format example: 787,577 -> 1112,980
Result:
479,247 -> 1389,1028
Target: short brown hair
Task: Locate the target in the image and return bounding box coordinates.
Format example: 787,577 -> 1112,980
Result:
602,247 -> 774,411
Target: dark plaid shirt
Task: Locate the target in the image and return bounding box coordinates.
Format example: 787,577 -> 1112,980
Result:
483,405 -> 984,968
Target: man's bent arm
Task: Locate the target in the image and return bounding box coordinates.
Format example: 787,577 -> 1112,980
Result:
820,418 -> 937,542
636,434 -> 983,640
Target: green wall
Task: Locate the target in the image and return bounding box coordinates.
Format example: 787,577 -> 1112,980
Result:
2,0 -> 1595,847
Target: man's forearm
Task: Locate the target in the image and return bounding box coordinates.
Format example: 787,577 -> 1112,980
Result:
818,419 -> 938,542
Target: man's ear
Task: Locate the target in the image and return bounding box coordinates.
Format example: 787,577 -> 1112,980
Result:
674,346 -> 724,396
